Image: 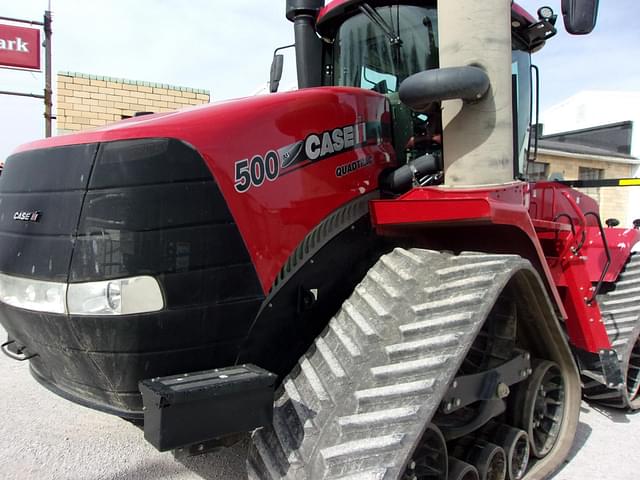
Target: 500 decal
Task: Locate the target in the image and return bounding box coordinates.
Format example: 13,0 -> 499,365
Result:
234,122 -> 377,193
234,151 -> 280,193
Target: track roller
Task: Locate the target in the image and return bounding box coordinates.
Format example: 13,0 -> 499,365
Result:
403,424 -> 448,480
512,360 -> 565,459
492,425 -> 529,480
448,457 -> 480,480
465,440 -> 506,480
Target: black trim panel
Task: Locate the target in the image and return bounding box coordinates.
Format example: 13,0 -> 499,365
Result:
0,233 -> 75,281
0,143 -> 97,193
89,138 -> 211,189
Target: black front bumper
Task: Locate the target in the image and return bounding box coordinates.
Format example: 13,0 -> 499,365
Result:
0,300 -> 260,418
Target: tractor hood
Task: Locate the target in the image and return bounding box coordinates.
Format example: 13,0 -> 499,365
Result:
13,87 -> 393,290
0,87 -> 392,417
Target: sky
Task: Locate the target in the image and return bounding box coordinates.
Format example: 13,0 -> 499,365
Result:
0,0 -> 639,162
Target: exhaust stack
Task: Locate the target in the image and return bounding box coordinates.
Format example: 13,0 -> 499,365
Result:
438,0 -> 514,186
286,0 -> 325,89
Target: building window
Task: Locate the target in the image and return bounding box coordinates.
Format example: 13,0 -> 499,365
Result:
527,162 -> 549,181
578,166 -> 604,202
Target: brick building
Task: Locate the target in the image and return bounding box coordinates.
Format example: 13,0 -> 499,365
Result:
541,91 -> 640,227
56,71 -> 210,134
529,122 -> 640,224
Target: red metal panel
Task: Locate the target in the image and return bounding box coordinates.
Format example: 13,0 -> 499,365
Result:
530,181 -> 639,283
371,183 -> 564,307
511,2 -> 537,23
371,183 -> 613,353
560,255 -> 611,352
0,23 -> 40,70
318,0 -> 353,22
13,87 -> 394,293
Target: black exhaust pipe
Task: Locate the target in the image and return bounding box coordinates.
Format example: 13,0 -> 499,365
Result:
286,0 -> 324,89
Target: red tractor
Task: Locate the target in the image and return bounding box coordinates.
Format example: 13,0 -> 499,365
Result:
1,0 -> 638,479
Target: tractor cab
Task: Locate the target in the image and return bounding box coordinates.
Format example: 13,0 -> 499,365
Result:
320,1 -> 558,179
280,1 -> 578,182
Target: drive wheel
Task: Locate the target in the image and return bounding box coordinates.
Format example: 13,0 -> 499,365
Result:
512,360 -> 565,459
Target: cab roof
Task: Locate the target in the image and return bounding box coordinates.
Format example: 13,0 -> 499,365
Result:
316,1 -> 538,45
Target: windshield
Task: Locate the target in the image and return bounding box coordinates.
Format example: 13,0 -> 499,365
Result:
333,5 -> 439,92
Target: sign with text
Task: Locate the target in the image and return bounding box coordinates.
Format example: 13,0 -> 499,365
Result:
0,23 -> 41,71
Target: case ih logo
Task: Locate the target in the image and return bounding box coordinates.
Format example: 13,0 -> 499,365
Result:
0,24 -> 41,71
13,211 -> 41,222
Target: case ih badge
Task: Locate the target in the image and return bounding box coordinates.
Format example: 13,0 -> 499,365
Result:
13,210 -> 41,222
0,23 -> 41,71
234,122 -> 371,192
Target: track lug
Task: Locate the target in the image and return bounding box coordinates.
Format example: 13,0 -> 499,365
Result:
599,349 -> 624,388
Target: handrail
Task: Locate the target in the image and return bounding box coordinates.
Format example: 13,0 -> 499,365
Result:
559,191 -> 588,254
552,213 -> 576,237
584,211 -> 611,305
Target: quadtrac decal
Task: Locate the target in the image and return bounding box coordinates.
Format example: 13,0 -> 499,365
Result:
234,121 -> 383,193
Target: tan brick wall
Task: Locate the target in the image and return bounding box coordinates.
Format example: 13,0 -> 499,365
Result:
56,72 -> 210,134
537,152 -> 635,223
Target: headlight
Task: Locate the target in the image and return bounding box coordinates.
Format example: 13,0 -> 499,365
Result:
0,273 -> 164,315
0,273 -> 67,314
67,276 -> 164,315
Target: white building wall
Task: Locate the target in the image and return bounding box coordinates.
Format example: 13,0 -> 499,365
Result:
541,91 -> 640,228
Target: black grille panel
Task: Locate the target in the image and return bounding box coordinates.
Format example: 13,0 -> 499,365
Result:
0,144 -> 97,281
0,137 -> 265,416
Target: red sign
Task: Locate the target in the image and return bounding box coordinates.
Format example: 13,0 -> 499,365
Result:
0,24 -> 41,71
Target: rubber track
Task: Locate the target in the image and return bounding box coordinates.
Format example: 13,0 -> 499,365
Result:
247,248 -> 532,479
584,252 -> 640,409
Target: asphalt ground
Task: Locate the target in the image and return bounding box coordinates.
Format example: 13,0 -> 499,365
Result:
2,324 -> 639,480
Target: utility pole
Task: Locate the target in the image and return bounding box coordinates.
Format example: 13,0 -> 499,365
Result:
0,10 -> 53,137
44,10 -> 53,137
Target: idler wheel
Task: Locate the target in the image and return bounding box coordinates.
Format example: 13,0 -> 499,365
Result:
465,440 -> 506,480
625,334 -> 640,405
449,457 -> 480,480
512,360 -> 566,459
402,424 -> 448,480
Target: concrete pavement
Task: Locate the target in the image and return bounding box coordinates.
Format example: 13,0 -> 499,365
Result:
1,325 -> 639,479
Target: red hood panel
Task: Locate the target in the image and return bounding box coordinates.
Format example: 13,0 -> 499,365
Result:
15,88 -> 394,292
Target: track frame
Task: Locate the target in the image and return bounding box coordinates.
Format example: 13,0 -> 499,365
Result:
249,248 -> 581,479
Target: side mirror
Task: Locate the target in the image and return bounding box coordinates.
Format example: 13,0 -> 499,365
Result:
270,54 -> 284,93
398,66 -> 490,112
561,0 -> 599,35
